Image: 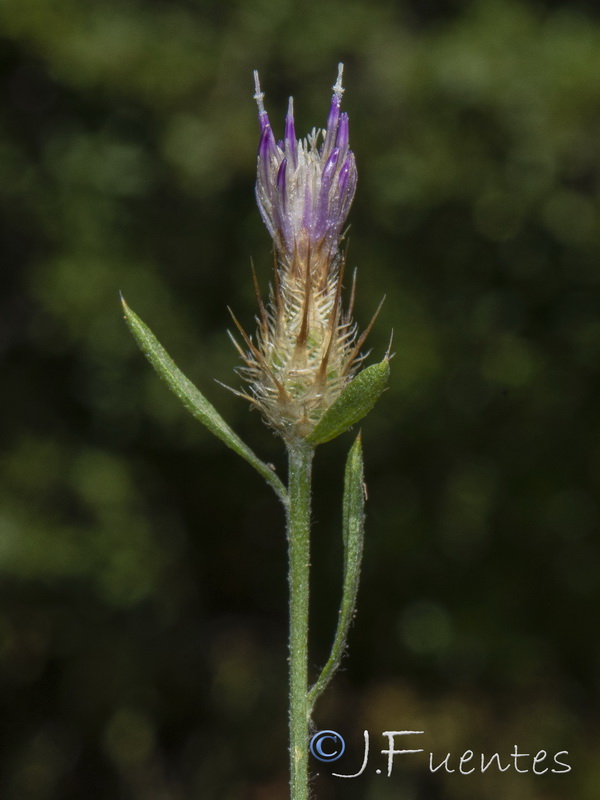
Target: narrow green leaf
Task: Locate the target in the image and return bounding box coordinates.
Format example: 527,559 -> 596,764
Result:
309,434 -> 365,709
307,358 -> 390,445
342,432 -> 366,562
121,296 -> 287,505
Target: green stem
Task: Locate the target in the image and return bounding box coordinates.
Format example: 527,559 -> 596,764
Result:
286,439 -> 314,800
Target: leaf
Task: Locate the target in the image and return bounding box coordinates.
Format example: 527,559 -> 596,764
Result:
342,432 -> 365,562
309,433 -> 365,709
307,358 -> 390,445
121,296 -> 287,505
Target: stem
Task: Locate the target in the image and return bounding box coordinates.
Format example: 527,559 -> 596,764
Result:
286,439 -> 315,800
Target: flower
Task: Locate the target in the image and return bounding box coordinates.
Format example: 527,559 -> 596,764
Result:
233,65 -> 370,441
254,64 -> 357,267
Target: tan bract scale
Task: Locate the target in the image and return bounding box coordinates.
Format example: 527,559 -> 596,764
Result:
239,241 -> 361,440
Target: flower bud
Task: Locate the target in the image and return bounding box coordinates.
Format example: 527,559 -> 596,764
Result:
236,65 -> 371,441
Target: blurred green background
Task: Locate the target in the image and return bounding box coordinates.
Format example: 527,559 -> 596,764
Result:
1,0 -> 599,798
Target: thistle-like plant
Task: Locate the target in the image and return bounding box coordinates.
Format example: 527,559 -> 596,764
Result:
122,64 -> 389,800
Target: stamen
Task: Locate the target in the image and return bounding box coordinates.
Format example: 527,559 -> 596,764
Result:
253,70 -> 266,115
333,63 -> 344,100
284,97 -> 298,167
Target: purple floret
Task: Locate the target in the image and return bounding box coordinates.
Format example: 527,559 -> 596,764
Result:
254,64 -> 357,264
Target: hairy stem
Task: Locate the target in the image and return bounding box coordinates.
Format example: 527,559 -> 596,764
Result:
286,439 -> 314,800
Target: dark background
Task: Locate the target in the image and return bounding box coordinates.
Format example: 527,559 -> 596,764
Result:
1,0 -> 599,798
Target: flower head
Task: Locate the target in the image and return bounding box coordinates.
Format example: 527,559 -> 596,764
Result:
254,64 -> 357,267
234,66 -> 369,441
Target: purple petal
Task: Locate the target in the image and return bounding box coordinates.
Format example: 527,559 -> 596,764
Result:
336,112 -> 349,152
277,158 -> 287,208
322,96 -> 340,158
322,146 -> 340,183
322,64 -> 344,158
318,148 -> 340,213
337,153 -> 357,220
318,148 -> 341,228
337,153 -> 354,196
258,124 -> 276,161
277,159 -> 299,251
257,125 -> 277,191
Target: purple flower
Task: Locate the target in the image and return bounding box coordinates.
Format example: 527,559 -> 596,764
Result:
233,66 -> 368,440
254,64 -> 357,266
